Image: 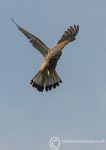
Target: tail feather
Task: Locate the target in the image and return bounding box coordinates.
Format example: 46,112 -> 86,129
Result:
30,72 -> 44,92
30,69 -> 62,92
52,72 -> 56,88
45,72 -> 52,91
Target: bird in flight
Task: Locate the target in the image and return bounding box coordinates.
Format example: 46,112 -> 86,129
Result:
11,19 -> 79,92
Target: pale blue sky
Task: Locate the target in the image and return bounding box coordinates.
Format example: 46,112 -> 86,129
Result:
0,0 -> 106,150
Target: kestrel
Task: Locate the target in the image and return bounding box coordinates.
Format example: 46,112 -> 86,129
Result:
11,19 -> 79,92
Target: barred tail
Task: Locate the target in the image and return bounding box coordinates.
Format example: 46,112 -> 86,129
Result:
30,69 -> 62,92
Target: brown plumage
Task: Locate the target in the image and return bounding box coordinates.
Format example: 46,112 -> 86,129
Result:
11,18 -> 79,92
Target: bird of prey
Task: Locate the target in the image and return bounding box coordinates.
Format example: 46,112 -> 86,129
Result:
11,19 -> 79,92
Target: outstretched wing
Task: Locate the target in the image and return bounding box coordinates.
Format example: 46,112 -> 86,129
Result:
11,19 -> 49,56
57,25 -> 79,44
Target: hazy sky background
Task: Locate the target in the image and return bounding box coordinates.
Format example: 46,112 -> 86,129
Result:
0,0 -> 106,150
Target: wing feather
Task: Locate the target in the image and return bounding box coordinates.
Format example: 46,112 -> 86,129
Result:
57,25 -> 79,44
11,18 -> 49,56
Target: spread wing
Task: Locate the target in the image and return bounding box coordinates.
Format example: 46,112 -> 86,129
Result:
57,25 -> 79,44
11,19 -> 49,57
